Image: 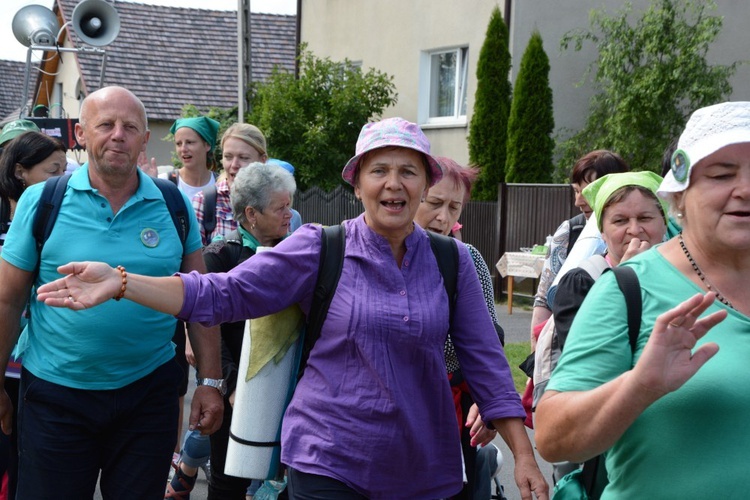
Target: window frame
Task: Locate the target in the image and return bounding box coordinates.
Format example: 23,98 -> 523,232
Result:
418,46 -> 469,128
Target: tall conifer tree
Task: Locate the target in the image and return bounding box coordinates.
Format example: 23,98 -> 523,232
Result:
506,31 -> 554,183
469,7 -> 511,200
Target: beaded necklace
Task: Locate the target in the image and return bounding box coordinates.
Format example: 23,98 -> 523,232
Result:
678,232 -> 734,309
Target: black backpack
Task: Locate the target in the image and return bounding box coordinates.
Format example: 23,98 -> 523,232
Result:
33,173 -> 190,256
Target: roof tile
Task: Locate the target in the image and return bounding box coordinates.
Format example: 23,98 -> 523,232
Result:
54,0 -> 296,120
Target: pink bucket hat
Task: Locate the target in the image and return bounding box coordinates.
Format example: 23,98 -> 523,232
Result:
341,117 -> 443,186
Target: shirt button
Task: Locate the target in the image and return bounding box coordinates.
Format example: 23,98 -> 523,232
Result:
403,259 -> 409,266
100,203 -> 106,207
106,217 -> 112,222
399,290 -> 406,296
403,316 -> 409,322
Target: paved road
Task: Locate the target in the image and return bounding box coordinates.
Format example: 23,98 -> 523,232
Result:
491,304 -> 554,500
97,303 -> 550,499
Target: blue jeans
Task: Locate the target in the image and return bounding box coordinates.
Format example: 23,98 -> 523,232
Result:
180,429 -> 211,468
17,360 -> 183,499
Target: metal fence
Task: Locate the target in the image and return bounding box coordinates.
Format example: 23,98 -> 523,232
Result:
294,183 -> 580,297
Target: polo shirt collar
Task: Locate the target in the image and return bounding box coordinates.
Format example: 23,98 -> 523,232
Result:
68,163 -> 166,201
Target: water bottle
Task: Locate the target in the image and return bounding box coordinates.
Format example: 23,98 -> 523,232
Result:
253,478 -> 287,500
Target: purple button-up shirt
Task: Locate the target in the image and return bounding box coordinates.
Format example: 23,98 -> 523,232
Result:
179,215 -> 523,499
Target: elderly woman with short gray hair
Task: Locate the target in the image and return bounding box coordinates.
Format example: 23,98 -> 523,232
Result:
229,162 -> 295,246
168,162 -> 296,498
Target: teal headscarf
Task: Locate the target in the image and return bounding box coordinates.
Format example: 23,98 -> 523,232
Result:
170,116 -> 220,152
583,171 -> 668,231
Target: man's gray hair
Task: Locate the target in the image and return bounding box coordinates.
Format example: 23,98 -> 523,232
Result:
231,162 -> 297,223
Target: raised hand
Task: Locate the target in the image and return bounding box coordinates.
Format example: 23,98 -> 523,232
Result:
621,237 -> 652,263
36,262 -> 121,310
632,292 -> 726,399
137,151 -> 158,177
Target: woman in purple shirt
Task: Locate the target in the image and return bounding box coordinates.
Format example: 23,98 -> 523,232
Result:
38,118 -> 548,500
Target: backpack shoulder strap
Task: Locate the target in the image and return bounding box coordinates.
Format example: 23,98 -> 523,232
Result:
201,185 -> 218,237
33,173 -> 72,253
608,265 -> 642,353
222,229 -> 245,266
300,224 -> 346,377
151,177 -> 189,249
581,265 -> 642,496
566,212 -> 587,254
427,231 -> 459,315
0,197 -> 10,235
578,254 -> 609,281
168,169 -> 179,185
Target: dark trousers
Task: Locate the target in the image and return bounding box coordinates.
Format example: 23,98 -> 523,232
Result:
287,468 -> 367,500
0,378 -> 19,500
208,398 -> 252,499
17,360 -> 182,499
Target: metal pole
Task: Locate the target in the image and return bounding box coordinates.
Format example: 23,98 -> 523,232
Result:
19,46 -> 34,118
18,45 -> 106,118
98,51 -> 108,89
237,0 -> 251,123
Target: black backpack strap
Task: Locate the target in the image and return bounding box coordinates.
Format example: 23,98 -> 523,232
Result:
427,231 -> 459,316
581,265 -> 642,498
222,229 -> 244,266
299,224 -> 345,379
33,173 -> 72,254
608,265 -> 642,353
151,177 -> 189,250
566,212 -> 587,255
201,185 -> 218,238
0,197 -> 10,235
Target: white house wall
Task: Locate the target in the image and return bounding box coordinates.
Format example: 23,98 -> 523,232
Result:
303,0 -> 749,169
301,0 -> 506,166
512,0 -> 750,153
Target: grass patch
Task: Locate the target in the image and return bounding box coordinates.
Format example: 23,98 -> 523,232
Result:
504,341 -> 532,394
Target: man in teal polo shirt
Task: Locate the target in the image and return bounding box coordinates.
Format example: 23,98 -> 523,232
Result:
0,86 -> 223,498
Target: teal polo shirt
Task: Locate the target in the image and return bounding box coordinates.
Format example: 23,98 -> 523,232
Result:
3,165 -> 202,390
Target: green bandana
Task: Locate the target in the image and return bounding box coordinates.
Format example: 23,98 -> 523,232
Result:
583,171 -> 668,230
170,116 -> 220,152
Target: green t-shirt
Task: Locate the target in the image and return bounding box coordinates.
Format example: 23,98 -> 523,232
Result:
549,247 -> 750,498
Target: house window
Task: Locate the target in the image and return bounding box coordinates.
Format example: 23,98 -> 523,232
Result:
421,47 -> 468,125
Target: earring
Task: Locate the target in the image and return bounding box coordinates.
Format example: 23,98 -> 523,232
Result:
676,212 -> 684,219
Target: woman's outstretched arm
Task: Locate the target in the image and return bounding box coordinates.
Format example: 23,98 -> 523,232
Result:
37,261 -> 185,315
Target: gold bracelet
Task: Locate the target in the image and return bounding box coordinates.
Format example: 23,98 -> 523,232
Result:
114,265 -> 128,301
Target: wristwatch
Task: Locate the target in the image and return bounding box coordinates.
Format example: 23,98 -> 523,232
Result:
197,377 -> 227,396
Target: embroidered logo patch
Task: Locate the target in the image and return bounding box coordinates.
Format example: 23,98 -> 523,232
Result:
140,228 -> 160,248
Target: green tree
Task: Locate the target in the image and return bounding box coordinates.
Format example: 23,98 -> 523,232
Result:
558,0 -> 738,177
469,6 -> 512,200
248,47 -> 397,190
506,31 -> 554,183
